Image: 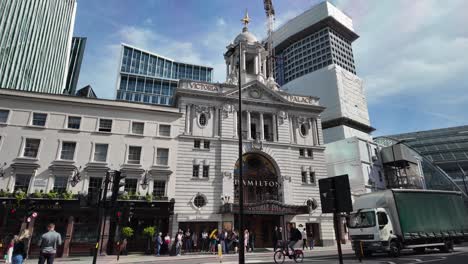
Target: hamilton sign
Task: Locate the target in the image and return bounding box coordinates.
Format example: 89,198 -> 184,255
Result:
233,179 -> 280,188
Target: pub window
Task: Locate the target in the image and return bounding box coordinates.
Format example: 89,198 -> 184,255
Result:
60,141 -> 76,160
194,140 -> 201,148
202,165 -> 209,178
98,119 -> 113,132
0,109 -> 10,123
159,124 -> 171,137
301,171 -> 307,183
131,122 -> 144,135
14,174 -> 31,192
203,140 -> 210,149
128,146 -> 142,164
53,176 -> 68,193
32,113 -> 47,127
299,149 -> 305,157
93,144 -> 109,162
153,180 -> 166,197
194,194 -> 207,208
309,171 -> 316,184
124,178 -> 138,194
67,116 -> 81,129
23,138 -> 41,158
192,165 -> 200,178
156,148 -> 169,165
88,177 -> 102,195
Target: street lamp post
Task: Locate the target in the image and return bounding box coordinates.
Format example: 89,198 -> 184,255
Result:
237,41 -> 245,264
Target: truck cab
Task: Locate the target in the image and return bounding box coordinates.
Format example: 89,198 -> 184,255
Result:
348,208 -> 397,256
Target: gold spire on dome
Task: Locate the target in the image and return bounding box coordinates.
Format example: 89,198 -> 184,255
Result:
241,9 -> 251,27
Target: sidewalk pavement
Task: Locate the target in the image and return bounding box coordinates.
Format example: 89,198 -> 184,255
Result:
16,245 -> 352,264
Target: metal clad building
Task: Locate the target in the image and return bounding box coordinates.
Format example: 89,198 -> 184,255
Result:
64,37 -> 86,95
116,44 -> 213,106
383,126 -> 468,195
0,0 -> 77,94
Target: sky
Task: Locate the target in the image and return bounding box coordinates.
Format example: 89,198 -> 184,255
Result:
74,0 -> 468,137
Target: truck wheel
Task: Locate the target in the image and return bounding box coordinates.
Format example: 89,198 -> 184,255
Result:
439,241 -> 454,253
389,241 -> 400,258
413,247 -> 425,254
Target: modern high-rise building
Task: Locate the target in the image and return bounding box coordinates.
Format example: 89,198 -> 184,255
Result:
272,2 -> 382,197
64,37 -> 87,95
116,44 -> 213,106
273,1 -> 373,144
379,126 -> 468,195
0,0 -> 77,94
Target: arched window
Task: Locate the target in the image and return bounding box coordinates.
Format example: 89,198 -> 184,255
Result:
199,114 -> 207,127
300,123 -> 308,137
194,194 -> 207,208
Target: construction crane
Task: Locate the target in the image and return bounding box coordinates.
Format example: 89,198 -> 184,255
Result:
263,0 -> 275,79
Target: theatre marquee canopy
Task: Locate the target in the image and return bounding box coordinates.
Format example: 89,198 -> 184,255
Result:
220,200 -> 309,216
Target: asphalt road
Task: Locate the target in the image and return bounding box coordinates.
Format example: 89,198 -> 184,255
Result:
122,246 -> 468,264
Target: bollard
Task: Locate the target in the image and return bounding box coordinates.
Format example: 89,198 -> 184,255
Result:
358,241 -> 363,262
218,243 -> 223,263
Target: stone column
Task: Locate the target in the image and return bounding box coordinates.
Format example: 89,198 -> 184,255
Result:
309,118 -> 314,143
246,111 -> 251,140
262,59 -> 267,76
62,216 -> 75,257
311,118 -> 317,145
185,104 -> 191,134
212,107 -> 217,137
242,50 -> 246,71
254,55 -> 259,75
259,113 -> 265,141
226,63 -> 229,78
233,110 -> 237,138
272,114 -> 277,142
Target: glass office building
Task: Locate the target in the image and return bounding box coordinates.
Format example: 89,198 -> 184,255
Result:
377,125 -> 468,195
116,44 -> 213,106
0,0 -> 77,94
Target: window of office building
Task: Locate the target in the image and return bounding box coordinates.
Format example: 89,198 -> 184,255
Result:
132,122 -> 144,135
128,146 -> 142,164
53,176 -> 68,193
301,171 -> 307,183
194,194 -> 206,208
204,141 -> 210,149
88,177 -> 102,194
156,148 -> 169,165
194,140 -> 201,148
67,116 -> 81,129
153,181 -> 166,197
60,142 -> 76,160
23,138 -> 40,158
32,113 -> 47,126
93,144 -> 108,162
14,174 -> 31,192
309,171 -> 316,184
99,119 -> 112,132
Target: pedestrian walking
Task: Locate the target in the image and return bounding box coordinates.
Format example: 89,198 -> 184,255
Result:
272,226 -> 279,252
12,230 -> 29,264
209,229 -> 218,254
184,228 -> 192,252
37,223 -> 62,264
308,229 -> 314,250
201,230 -> 208,252
176,231 -> 183,256
163,234 -> 171,255
301,228 -> 308,250
5,236 -> 14,264
155,232 -> 163,256
243,229 -> 249,252
249,231 -> 255,252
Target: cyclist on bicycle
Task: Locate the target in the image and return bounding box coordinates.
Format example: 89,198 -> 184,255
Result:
287,224 -> 302,256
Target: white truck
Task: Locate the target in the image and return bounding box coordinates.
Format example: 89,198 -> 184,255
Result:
347,189 -> 468,257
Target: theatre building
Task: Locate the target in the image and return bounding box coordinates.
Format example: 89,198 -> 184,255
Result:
171,22 -> 335,247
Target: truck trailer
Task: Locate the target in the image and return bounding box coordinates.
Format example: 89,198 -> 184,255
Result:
347,189 -> 468,257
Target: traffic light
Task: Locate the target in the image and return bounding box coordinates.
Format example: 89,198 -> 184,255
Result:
26,200 -> 36,217
128,202 -> 135,221
111,171 -> 126,203
10,208 -> 16,215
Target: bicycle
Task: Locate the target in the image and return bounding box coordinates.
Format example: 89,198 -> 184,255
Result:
273,242 -> 304,264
